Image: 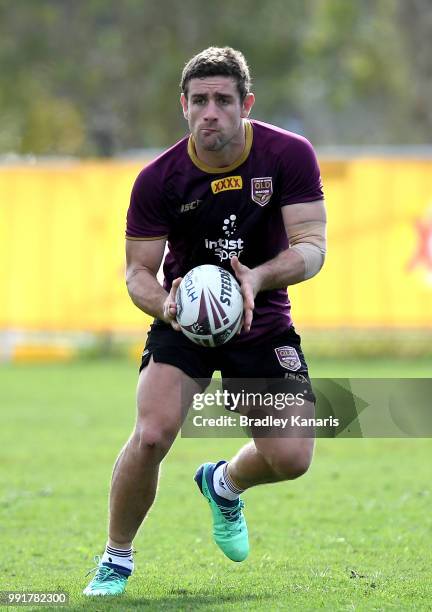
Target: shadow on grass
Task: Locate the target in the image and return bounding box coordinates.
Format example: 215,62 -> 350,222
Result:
70,590 -> 272,610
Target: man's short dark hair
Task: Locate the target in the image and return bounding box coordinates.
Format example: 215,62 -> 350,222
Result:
180,47 -> 251,101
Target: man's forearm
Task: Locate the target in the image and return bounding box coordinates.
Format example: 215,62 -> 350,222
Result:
253,247 -> 313,291
126,268 -> 168,319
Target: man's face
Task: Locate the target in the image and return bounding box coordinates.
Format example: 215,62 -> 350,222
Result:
180,76 -> 254,152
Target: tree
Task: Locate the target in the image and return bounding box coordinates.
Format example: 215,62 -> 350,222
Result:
0,0 -> 429,155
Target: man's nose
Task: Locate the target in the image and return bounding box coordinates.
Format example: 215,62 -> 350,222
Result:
203,100 -> 218,121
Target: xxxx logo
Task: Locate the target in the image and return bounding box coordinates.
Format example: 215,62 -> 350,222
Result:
211,176 -> 243,194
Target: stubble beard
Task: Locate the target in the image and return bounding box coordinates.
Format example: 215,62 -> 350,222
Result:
197,132 -> 225,152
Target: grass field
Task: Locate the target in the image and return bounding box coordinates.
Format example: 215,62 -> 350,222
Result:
1,358 -> 431,611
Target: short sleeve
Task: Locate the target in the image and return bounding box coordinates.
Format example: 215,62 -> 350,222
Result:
279,136 -> 324,206
125,167 -> 170,240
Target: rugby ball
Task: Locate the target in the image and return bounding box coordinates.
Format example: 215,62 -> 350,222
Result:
175,265 -> 243,347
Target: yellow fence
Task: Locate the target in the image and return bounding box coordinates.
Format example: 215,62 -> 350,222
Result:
1,157 -> 432,332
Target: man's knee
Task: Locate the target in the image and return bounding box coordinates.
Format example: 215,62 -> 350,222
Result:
270,446 -> 313,480
132,423 -> 177,460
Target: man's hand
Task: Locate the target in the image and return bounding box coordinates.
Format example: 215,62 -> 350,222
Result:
230,256 -> 262,333
162,277 -> 182,331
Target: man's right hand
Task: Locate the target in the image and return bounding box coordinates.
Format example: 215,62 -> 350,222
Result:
162,277 -> 182,331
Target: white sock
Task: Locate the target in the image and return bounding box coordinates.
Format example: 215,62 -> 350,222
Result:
101,544 -> 134,576
213,462 -> 244,501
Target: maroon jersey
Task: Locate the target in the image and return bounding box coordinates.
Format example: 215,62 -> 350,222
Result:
126,119 -> 324,343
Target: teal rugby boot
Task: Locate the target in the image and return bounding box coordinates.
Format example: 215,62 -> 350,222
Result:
83,556 -> 129,596
194,461 -> 249,562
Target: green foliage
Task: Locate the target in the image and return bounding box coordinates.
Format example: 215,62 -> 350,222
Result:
0,0 -> 430,155
20,96 -> 84,154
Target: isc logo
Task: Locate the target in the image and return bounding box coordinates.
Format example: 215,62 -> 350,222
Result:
181,200 -> 202,213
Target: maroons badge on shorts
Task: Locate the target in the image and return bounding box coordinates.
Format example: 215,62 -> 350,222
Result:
274,346 -> 301,371
251,177 -> 273,206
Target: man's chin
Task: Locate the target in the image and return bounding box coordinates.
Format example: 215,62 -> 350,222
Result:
202,143 -> 221,152
198,138 -> 223,152
195,132 -> 224,151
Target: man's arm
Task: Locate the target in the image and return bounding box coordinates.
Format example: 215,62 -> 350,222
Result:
231,200 -> 326,331
255,199 -> 326,288
125,238 -> 181,329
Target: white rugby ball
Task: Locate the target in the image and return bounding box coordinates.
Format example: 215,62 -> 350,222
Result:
175,265 -> 243,347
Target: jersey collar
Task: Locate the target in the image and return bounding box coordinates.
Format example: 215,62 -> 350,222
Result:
187,120 -> 253,174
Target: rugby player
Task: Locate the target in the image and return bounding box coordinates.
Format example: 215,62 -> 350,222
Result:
84,46 -> 326,596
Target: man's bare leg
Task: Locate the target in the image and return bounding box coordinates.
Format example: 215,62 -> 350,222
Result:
108,358 -> 201,547
228,436 -> 315,490
227,400 -> 316,490
83,358 -> 202,596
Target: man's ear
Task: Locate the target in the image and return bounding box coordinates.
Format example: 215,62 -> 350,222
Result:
180,93 -> 188,119
241,92 -> 255,118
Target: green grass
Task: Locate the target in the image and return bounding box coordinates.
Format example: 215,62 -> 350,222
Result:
1,358 -> 431,611
307,356 -> 432,377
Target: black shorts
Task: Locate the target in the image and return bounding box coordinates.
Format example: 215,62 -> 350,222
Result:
140,320 -> 315,404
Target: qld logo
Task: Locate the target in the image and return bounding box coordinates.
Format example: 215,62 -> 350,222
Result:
251,177 -> 273,206
275,346 -> 301,371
